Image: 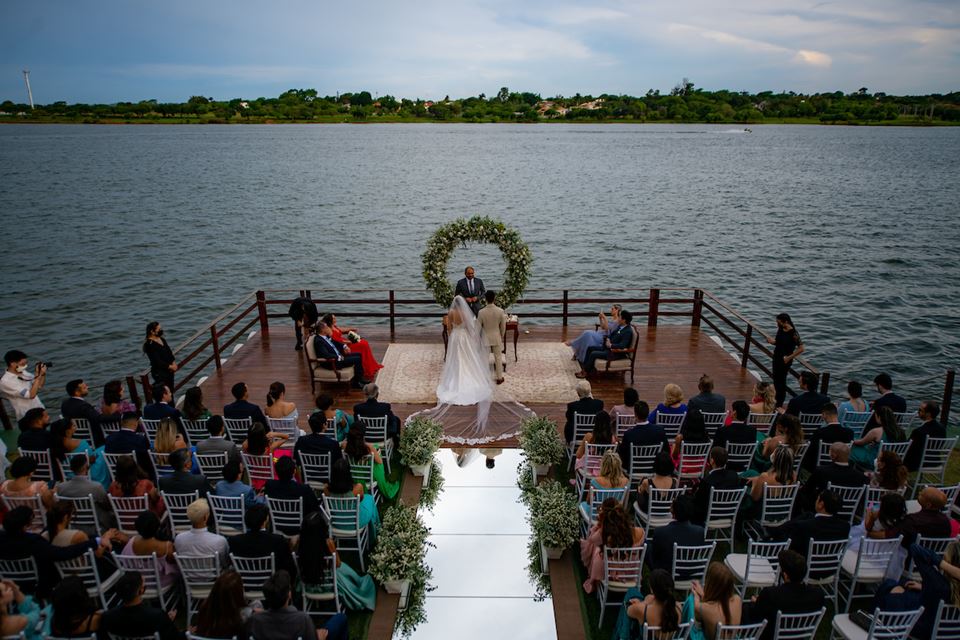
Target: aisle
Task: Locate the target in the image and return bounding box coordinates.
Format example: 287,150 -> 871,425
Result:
400,448 -> 556,640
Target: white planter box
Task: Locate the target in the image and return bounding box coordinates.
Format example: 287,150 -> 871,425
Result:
409,463 -> 431,481
541,541 -> 564,560
383,578 -> 411,595
533,462 -> 551,477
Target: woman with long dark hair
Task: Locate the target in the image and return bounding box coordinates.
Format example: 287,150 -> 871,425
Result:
107,455 -> 165,516
264,381 -> 298,422
575,410 -> 616,474
192,570 -> 248,638
581,498 -> 643,594
299,511 -> 376,610
767,313 -> 804,408
181,386 -> 210,422
324,458 -> 380,536
142,321 -> 176,391
850,406 -> 906,469
344,425 -> 399,499
687,562 -> 741,640
620,569 -> 682,637
50,576 -> 101,637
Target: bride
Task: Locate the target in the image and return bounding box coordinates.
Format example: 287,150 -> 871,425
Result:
437,295 -> 494,405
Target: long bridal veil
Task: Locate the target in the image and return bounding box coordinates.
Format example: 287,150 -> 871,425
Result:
406,295 -> 536,445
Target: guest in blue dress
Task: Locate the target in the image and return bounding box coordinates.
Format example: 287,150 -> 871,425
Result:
325,458 -> 380,537
299,511 -> 376,610
648,384 -> 688,427
566,305 -> 622,362
50,418 -> 103,484
316,394 -> 355,443
850,406 -> 906,470
614,570 -> 683,640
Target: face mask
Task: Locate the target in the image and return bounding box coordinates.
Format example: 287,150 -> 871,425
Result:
156,330 -> 164,337
15,364 -> 26,373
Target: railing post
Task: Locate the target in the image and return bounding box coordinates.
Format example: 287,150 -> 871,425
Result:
562,290 -> 569,327
692,289 -> 703,327
256,290 -> 269,334
942,368 -> 956,426
819,371 -> 831,396
140,374 -> 152,404
125,376 -> 142,411
211,325 -> 222,370
740,325 -> 752,368
389,290 -> 396,339
648,288 -> 660,327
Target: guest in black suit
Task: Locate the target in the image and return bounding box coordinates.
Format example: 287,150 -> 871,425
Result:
904,400 -> 946,471
143,383 -> 186,441
617,401 -> 669,471
104,411 -> 152,471
785,371 -> 830,418
454,266 -> 485,316
313,322 -> 366,388
692,447 -> 743,526
799,441 -> 867,512
61,378 -> 103,446
263,457 -> 320,533
713,401 -> 757,461
746,550 -> 826,640
804,403 -> 854,471
158,449 -> 209,498
773,489 -> 850,555
353,383 -> 401,439
577,311 -> 634,376
16,407 -> 52,451
294,411 -> 344,466
100,571 -> 184,640
864,373 -> 907,436
223,382 -> 269,426
288,296 -> 319,351
647,496 -> 705,574
565,380 -> 604,443
901,487 -> 952,547
227,503 -> 298,581
687,374 -> 726,415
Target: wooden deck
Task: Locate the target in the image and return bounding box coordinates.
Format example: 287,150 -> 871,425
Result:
195,323 -> 760,445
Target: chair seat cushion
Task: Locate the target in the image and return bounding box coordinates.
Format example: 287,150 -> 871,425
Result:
724,554 -> 776,585
314,366 -> 355,380
831,614 -> 868,640
707,518 -> 734,529
304,591 -> 336,601
608,580 -> 637,590
841,549 -> 888,580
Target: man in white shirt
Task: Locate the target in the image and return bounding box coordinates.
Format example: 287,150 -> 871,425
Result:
0,350 -> 46,419
173,498 -> 229,567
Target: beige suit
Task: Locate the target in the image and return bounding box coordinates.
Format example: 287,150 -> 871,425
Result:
477,303 -> 507,380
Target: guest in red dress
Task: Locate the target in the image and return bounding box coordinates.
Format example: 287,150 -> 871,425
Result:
322,313 -> 383,380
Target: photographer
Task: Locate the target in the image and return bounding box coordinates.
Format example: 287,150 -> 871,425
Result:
0,350 -> 47,419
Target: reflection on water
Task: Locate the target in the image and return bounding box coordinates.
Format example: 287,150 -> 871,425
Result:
395,448 -> 556,640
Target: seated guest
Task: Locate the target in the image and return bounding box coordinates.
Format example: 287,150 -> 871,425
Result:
99,571 -> 184,640
0,506 -> 113,599
299,511 -> 376,611
1,456 -> 53,510
56,454 -> 118,531
100,380 -> 136,417
264,380 -> 299,423
799,441 -> 867,512
247,570 -> 348,640
904,400 -> 946,471
621,569 -> 682,636
142,383 -> 182,422
192,571 -> 251,639
609,386 -> 640,427
688,563 -> 743,635
50,576 -> 102,638
196,415 -> 241,464
869,450 -> 909,493
325,458 -> 380,537
344,424 -> 399,500
901,487 -> 951,547
295,411 -> 344,467
215,459 -> 263,507
687,374 -> 726,415
565,380 -> 603,443
227,503 -> 298,581
617,401 -> 668,472
580,498 -> 644,594
575,410 -> 616,474
16,407 -> 51,451
646,496 -> 704,574
181,386 -> 210,422
264,457 -> 320,532
671,409 -> 712,469
61,378 -> 103,446
242,422 -> 290,474
692,447 -> 742,526
745,446 -> 796,517
50,417 -> 98,482
353,382 -> 401,440
565,304 -> 622,363
745,550 -> 825,640
785,370 -> 830,417
315,393 -> 353,443
582,452 -> 629,511
773,489 -> 850,555
174,498 -> 229,566
159,448 -> 209,498
749,380 -> 778,416
636,451 -> 678,513
120,511 -> 179,589
108,455 -> 165,517
713,401 -> 757,456
0,577 -> 47,640
648,383 -> 687,427
837,380 -> 869,426
576,310 -> 633,377
865,372 -> 907,435
104,411 -> 151,471
324,312 -> 383,381
863,493 -> 908,539
874,541 -> 960,639
153,417 -> 188,461
850,406 -> 906,470
224,381 -> 269,426
313,321 -> 367,389
46,500 -> 125,555
759,414 -> 804,463
804,402 -> 853,470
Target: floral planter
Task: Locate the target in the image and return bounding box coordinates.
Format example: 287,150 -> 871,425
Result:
541,541 -> 564,560
382,578 -> 411,595
409,463 -> 431,480
532,462 -> 551,477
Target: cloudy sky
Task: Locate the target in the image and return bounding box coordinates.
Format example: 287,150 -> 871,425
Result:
1,0 -> 957,104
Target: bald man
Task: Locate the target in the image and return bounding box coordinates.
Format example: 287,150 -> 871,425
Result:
800,441 -> 868,513
901,487 -> 952,547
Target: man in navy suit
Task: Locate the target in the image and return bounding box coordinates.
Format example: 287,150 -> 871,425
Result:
617,401 -> 668,470
353,382 -> 401,439
454,266 -> 485,316
785,371 -> 830,418
312,321 -> 366,388
577,310 -> 634,377
223,382 -> 269,426
143,383 -> 183,421
104,411 -> 151,470
294,412 -> 344,466
646,496 -> 705,574
864,372 -> 907,436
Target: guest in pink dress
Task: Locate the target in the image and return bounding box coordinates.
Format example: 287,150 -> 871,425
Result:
580,498 -> 645,594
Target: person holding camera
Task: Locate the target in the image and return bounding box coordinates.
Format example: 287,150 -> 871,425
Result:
0,350 -> 47,420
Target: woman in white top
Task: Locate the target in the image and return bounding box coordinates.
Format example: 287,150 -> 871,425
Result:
264,381 -> 299,422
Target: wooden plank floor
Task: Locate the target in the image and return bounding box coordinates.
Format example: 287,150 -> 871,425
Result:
194,322 -> 759,446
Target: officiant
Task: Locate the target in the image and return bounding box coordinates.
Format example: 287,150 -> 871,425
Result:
455,266 -> 485,315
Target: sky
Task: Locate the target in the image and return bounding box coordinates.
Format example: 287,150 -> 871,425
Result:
1,0 -> 958,104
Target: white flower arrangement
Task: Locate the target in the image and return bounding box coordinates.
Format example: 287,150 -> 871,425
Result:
421,215 -> 532,310
368,503 -> 434,584
399,416 -> 444,467
518,416 -> 566,466
345,330 -> 361,343
528,479 -> 580,549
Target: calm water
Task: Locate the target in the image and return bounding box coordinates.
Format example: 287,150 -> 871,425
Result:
1,123 -> 958,419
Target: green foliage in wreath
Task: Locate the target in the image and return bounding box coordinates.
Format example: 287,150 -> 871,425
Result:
422,215 -> 532,310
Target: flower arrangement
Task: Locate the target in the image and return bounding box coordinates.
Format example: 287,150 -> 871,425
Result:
399,416 -> 444,468
518,416 -> 566,466
418,459 -> 445,512
368,502 -> 434,584
344,330 -> 361,343
421,215 -> 533,310
528,479 -> 580,550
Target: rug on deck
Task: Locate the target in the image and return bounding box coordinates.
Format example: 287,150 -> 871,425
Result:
377,342 -> 581,404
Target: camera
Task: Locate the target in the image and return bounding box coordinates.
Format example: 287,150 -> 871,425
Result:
38,361 -> 53,369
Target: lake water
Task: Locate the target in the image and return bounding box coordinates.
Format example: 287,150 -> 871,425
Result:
1,123 -> 958,420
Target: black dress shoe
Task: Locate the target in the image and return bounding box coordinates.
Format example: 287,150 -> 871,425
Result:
295,343 -> 303,351
351,381 -> 365,390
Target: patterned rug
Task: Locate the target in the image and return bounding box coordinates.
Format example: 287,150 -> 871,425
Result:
377,342 -> 581,404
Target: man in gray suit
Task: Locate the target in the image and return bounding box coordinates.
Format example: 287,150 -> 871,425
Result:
195,415 -> 241,464
55,454 -> 117,533
477,290 -> 507,384
686,374 -> 726,415
454,266 -> 485,316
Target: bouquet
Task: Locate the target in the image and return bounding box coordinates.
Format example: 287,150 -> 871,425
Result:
345,330 -> 361,343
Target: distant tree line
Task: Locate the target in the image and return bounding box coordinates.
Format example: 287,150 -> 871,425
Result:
2,82 -> 958,124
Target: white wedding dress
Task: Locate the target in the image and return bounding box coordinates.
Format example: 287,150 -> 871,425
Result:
407,295 -> 536,444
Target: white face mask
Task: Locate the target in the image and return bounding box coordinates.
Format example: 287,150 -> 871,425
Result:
15,364 -> 26,374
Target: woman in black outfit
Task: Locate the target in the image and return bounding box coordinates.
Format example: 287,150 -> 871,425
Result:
767,313 -> 804,408
142,321 -> 176,391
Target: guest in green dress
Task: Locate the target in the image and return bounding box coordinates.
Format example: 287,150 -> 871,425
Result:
298,511 -> 376,610
182,387 -> 212,422
850,406 -> 906,470
344,425 -> 400,500
316,393 -> 354,443
326,458 -> 380,537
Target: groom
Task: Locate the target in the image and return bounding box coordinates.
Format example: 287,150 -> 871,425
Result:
455,266 -> 485,316
478,290 -> 507,385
